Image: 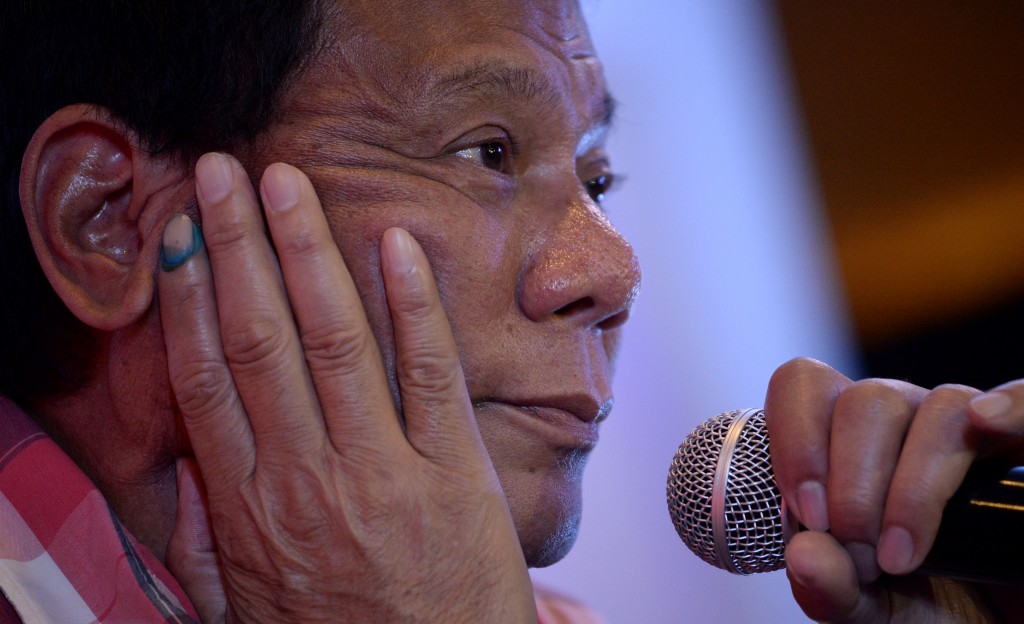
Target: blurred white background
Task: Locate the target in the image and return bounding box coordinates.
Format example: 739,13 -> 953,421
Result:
530,1 -> 860,622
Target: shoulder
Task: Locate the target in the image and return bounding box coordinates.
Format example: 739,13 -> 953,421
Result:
534,584 -> 607,624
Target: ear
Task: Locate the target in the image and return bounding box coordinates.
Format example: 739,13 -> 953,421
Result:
20,105 -> 190,331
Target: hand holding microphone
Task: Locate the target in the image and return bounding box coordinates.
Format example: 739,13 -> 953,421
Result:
669,358 -> 1024,623
667,408 -> 1024,582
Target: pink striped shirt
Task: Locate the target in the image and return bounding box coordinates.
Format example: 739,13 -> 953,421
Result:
0,395 -> 197,623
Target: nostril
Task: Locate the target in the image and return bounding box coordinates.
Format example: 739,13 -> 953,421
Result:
554,296 -> 595,318
596,308 -> 630,332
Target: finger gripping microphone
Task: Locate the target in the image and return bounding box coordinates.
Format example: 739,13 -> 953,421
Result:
666,408 -> 1024,583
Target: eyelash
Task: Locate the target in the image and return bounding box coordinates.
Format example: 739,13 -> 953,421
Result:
454,140 -> 618,204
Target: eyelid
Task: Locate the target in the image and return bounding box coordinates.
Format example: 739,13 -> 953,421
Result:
577,153 -> 612,181
444,125 -> 517,155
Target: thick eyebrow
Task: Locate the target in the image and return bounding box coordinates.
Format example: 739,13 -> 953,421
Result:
430,63 -> 559,106
427,62 -> 617,147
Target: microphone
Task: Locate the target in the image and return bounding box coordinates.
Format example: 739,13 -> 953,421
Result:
666,408 -> 1024,584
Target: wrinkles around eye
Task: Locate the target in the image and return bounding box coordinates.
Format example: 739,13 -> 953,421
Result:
451,143 -> 620,208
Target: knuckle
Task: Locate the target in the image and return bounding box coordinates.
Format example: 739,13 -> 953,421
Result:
398,346 -> 462,396
915,384 -> 979,429
172,358 -> 237,417
300,322 -> 374,373
846,377 -> 902,397
925,383 -> 978,408
766,357 -> 843,415
837,378 -> 917,419
770,356 -> 830,384
221,314 -> 292,369
390,286 -> 435,322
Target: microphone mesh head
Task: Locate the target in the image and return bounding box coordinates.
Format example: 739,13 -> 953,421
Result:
666,409 -> 788,575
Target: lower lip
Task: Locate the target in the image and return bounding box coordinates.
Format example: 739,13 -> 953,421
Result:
475,402 -> 600,451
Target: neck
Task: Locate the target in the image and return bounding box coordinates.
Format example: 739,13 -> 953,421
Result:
28,317 -> 184,561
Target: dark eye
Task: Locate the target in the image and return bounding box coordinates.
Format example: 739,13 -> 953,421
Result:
585,173 -> 614,203
455,142 -> 509,173
479,143 -> 506,171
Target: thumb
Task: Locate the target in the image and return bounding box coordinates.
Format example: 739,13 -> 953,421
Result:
166,457 -> 227,623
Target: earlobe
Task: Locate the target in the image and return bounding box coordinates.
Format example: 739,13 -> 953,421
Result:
20,105 -> 169,331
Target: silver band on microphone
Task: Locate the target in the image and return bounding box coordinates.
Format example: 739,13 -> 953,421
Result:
667,408 -> 796,575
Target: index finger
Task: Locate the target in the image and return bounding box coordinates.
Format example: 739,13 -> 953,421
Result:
764,357 -> 852,532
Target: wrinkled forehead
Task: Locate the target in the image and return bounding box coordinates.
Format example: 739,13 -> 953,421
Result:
318,0 -> 604,113
330,0 -> 593,56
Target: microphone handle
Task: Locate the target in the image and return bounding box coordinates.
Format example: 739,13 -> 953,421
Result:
921,464 -> 1024,584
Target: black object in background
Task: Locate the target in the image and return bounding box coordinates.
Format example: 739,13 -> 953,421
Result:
862,292 -> 1024,391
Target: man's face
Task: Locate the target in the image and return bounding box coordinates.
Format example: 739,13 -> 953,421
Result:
249,0 -> 640,566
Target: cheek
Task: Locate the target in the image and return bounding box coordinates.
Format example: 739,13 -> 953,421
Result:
320,213 -> 399,391
425,217 -> 524,388
319,191 -> 522,387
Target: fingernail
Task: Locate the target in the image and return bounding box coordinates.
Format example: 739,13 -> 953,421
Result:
878,526 -> 915,574
161,213 -> 203,271
195,152 -> 234,203
846,542 -> 881,583
382,227 -> 417,275
971,392 -> 1012,423
261,163 -> 301,213
795,481 -> 829,531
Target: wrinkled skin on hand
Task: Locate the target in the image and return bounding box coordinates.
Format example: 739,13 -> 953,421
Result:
767,357 -> 1024,623
161,157 -> 535,622
159,0 -> 639,620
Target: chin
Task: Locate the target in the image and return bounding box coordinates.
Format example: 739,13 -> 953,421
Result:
502,449 -> 590,568
519,506 -> 583,568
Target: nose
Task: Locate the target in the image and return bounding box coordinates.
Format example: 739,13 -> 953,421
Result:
519,199 -> 641,330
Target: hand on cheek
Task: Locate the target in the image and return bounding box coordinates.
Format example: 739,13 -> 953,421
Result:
159,153 -> 536,623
